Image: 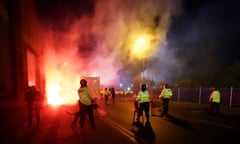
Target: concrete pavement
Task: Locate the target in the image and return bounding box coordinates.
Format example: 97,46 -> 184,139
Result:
1,99 -> 240,144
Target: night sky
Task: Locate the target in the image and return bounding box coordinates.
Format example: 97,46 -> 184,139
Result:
34,0 -> 240,87
168,0 -> 240,85
171,0 -> 240,66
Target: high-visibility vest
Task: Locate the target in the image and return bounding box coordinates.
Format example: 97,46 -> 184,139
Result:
136,90 -> 150,103
159,88 -> 173,99
104,89 -> 111,95
78,87 -> 93,105
211,90 -> 221,103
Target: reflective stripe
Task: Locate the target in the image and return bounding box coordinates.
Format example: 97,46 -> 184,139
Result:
160,88 -> 173,99
104,90 -> 111,95
137,91 -> 150,103
212,91 -> 221,103
78,87 -> 92,105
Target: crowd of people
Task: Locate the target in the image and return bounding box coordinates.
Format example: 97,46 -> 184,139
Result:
25,79 -> 221,129
133,82 -> 221,126
103,87 -> 116,105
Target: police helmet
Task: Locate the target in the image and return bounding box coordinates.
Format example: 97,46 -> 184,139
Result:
80,79 -> 87,87
141,83 -> 147,91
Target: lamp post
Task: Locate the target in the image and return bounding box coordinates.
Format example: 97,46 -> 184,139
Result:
134,37 -> 148,80
142,56 -> 145,79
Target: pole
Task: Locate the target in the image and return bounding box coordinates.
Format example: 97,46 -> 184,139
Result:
230,86 -> 233,107
142,57 -> 144,79
199,87 -> 202,104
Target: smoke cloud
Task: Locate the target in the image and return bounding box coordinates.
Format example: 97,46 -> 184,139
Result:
34,0 -> 240,104
35,0 -> 181,89
167,0 -> 240,85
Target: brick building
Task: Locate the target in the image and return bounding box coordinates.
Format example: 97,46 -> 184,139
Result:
0,0 -> 45,104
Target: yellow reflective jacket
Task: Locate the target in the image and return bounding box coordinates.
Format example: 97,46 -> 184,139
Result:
104,89 -> 111,96
159,88 -> 173,99
209,90 -> 221,103
136,90 -> 150,103
78,87 -> 93,105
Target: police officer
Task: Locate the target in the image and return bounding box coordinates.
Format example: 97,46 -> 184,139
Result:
159,83 -> 173,117
209,88 -> 221,115
25,86 -> 42,127
103,88 -> 111,105
110,87 -> 116,104
78,79 -> 96,129
136,83 -> 151,123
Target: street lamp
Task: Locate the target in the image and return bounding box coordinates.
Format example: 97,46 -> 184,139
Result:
136,38 -> 145,78
132,36 -> 149,80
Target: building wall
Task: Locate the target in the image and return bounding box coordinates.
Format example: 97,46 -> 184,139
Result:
18,0 -> 45,103
0,0 -> 45,104
0,0 -> 16,100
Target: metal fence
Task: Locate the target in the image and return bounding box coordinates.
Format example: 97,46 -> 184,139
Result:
170,87 -> 240,107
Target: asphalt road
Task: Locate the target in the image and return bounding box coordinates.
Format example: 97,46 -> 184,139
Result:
1,98 -> 240,144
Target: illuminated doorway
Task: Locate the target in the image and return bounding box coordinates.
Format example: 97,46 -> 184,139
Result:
27,49 -> 37,86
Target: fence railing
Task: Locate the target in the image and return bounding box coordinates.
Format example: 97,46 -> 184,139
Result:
170,87 -> 240,107
117,87 -> 240,107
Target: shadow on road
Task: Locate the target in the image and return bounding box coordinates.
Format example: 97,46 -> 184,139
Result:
131,121 -> 156,144
165,113 -> 194,131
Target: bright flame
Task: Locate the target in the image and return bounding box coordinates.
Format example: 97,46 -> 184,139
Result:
45,64 -> 79,105
41,0 -> 174,106
131,34 -> 152,60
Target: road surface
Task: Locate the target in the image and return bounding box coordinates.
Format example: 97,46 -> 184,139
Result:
1,98 -> 240,144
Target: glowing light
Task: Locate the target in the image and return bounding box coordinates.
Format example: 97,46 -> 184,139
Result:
131,34 -> 152,60
47,85 -> 61,105
45,65 -> 79,106
63,62 -> 68,66
136,37 -> 145,46
28,81 -> 35,86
